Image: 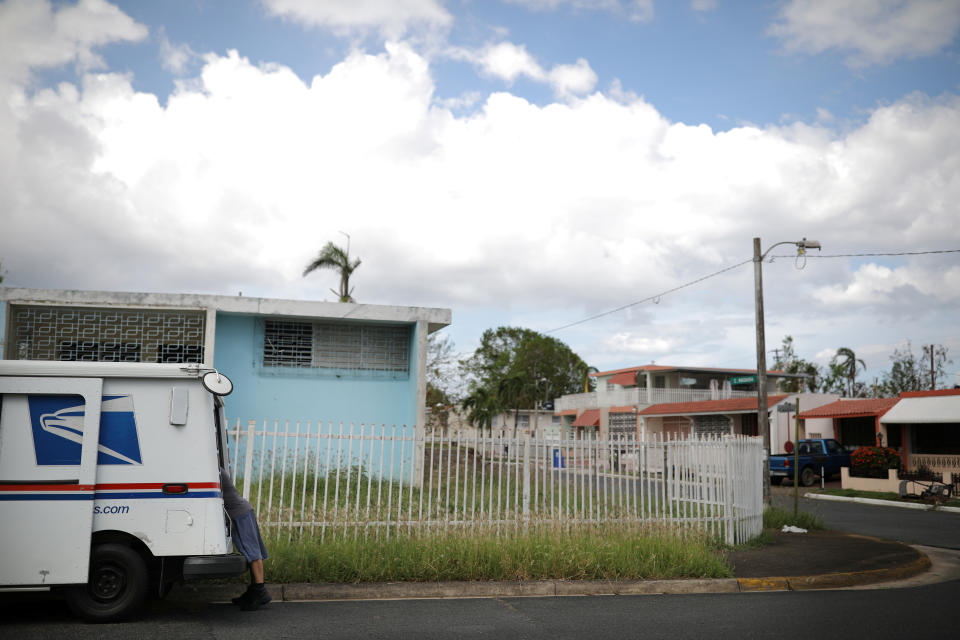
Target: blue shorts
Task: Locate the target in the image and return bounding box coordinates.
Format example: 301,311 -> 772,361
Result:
232,510 -> 269,563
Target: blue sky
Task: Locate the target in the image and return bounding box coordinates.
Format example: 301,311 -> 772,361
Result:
2,0 -> 960,388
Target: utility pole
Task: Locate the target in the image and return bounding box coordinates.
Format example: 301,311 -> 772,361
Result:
753,238 -> 771,505
930,345 -> 936,391
753,237 -> 821,506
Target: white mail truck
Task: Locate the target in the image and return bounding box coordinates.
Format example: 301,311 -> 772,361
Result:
0,360 -> 247,621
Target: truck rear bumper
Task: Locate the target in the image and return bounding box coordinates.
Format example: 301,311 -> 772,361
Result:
182,554 -> 248,580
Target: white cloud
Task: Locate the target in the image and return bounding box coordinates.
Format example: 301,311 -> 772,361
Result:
261,0 -> 451,36
548,58 -> 599,98
158,30 -> 195,75
461,41 -> 598,98
1,7 -> 958,374
504,0 -> 654,23
476,42 -> 546,83
691,0 -> 717,11
769,0 -> 960,66
0,0 -> 146,83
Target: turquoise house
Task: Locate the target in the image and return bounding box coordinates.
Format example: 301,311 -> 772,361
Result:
0,288 -> 451,432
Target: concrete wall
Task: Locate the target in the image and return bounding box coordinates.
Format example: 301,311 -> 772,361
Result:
213,313 -> 418,430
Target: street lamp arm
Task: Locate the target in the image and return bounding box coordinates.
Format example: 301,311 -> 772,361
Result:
758,238 -> 821,262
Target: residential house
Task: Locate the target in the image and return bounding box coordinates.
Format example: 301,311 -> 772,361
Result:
0,287 -> 451,432
555,364 -> 838,450
799,389 -> 960,477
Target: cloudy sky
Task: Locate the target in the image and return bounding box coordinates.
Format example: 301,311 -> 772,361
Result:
1,0 -> 959,386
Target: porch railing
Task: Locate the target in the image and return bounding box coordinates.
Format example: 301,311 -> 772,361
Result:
555,387 -> 755,412
227,420 -> 763,545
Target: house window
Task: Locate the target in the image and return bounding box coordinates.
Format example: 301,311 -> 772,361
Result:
263,320 -> 409,374
654,375 -> 666,389
9,305 -> 205,364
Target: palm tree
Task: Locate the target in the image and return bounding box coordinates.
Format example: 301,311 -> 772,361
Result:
831,347 -> 866,397
303,241 -> 361,303
461,386 -> 499,437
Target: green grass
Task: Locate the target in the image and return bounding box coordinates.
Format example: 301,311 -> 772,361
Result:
762,506 -> 825,531
259,523 -> 733,583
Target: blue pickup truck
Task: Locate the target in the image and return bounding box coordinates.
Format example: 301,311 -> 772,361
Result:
769,438 -> 851,487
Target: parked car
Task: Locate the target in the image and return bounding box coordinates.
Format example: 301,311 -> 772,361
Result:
769,438 -> 851,487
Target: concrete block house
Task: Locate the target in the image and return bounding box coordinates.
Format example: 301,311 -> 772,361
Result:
0,287 -> 451,431
554,364 -> 838,451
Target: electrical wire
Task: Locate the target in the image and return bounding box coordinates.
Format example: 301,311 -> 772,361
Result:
547,248 -> 960,334
546,259 -> 752,333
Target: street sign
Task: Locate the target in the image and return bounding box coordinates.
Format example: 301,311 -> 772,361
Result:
777,402 -> 797,412
730,375 -> 757,385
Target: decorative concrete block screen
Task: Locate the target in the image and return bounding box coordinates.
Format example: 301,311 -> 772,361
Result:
8,305 -> 205,364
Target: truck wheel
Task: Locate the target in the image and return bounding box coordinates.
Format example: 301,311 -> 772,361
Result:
800,466 -> 816,487
65,543 -> 149,622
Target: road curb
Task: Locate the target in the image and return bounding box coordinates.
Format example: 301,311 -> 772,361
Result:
736,543 -> 931,592
805,492 -> 960,514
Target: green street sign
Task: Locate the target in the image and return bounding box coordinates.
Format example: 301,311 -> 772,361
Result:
730,375 -> 757,385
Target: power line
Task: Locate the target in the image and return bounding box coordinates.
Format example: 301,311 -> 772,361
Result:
547,247 -> 960,334
546,259 -> 752,333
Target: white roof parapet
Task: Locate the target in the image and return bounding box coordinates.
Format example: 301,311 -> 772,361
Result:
0,287 -> 451,332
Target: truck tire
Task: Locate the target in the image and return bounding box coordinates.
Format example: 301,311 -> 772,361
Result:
65,543 -> 149,622
800,466 -> 816,487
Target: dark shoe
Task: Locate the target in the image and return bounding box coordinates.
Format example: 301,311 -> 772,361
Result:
231,585 -> 254,606
239,585 -> 271,611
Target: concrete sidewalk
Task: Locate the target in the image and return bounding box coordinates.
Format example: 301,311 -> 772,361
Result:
169,530 -> 935,603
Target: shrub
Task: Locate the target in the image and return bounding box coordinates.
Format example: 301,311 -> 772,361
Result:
850,446 -> 901,478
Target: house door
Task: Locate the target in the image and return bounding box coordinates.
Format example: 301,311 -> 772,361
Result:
0,377 -> 103,586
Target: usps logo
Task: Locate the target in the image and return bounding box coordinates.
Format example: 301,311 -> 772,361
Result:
29,395 -> 143,466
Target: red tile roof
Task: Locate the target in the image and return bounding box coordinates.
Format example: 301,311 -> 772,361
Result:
610,406 -> 637,414
638,395 -> 789,417
797,397 -> 899,419
899,389 -> 960,398
608,371 -> 641,386
572,409 -> 601,427
555,409 -> 578,416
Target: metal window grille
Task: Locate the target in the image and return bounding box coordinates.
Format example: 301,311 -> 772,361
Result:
9,305 -> 205,363
263,320 -> 313,367
263,320 -> 409,373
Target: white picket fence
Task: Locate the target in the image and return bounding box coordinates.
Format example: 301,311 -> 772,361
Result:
227,420 -> 764,545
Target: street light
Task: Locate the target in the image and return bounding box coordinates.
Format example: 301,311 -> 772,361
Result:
754,237 -> 820,505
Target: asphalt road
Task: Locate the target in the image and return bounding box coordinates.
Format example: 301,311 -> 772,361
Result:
772,488 -> 960,549
3,580 -> 958,639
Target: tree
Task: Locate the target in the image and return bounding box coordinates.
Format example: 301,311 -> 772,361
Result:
830,347 -> 866,398
879,342 -> 952,395
426,333 -> 459,405
460,386 -> 500,436
459,326 -> 591,434
302,242 -> 361,303
771,336 -> 822,393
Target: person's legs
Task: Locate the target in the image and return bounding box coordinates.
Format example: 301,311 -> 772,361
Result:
230,511 -> 271,610
249,558 -> 264,584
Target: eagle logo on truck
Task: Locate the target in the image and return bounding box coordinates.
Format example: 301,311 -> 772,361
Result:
29,395 -> 143,466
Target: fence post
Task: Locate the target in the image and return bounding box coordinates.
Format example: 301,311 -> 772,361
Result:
522,433 -> 531,519
242,420 -> 256,499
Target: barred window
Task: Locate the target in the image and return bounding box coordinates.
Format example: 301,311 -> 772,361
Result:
263,320 -> 409,373
609,412 -> 637,436
9,305 -> 205,364
263,320 -> 313,367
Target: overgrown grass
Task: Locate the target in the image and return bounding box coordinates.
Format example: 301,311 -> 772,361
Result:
260,523 -> 733,583
762,506 -> 825,531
